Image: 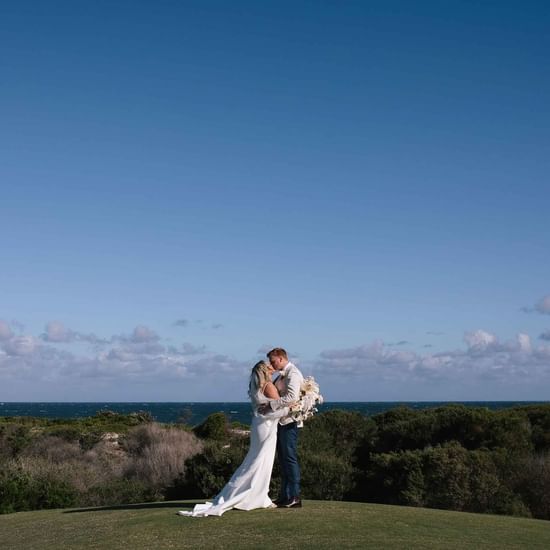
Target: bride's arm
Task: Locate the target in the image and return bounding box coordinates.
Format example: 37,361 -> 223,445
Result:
259,382 -> 291,418
262,382 -> 279,399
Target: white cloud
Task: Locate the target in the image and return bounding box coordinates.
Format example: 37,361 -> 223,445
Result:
41,321 -> 107,345
464,329 -> 498,350
42,320 -> 74,342
523,294 -> 550,315
2,318 -> 550,399
2,335 -> 37,356
178,343 -> 207,355
10,319 -> 25,333
0,319 -> 246,389
130,325 -> 160,343
536,295 -> 550,314
108,325 -> 162,345
517,333 -> 532,352
314,331 -> 550,387
0,320 -> 14,341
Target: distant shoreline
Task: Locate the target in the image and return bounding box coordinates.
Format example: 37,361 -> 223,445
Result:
2,400 -> 548,426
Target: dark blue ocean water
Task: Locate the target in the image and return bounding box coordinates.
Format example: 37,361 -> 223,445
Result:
0,401 -> 547,426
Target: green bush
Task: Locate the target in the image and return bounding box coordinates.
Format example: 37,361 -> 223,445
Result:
0,424 -> 33,458
46,426 -> 82,442
466,449 -> 504,513
373,405 -> 495,453
520,406 -> 550,452
193,413 -> 230,441
485,411 -> 533,454
0,470 -> 77,514
365,449 -> 425,506
299,452 -> 355,500
423,442 -> 471,511
169,437 -> 249,499
83,479 -> 159,507
514,453 -> 550,519
299,410 -> 376,460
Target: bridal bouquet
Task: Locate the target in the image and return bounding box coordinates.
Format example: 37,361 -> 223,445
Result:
289,376 -> 324,422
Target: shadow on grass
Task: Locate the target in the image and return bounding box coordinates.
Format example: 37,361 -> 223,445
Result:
64,501 -> 204,514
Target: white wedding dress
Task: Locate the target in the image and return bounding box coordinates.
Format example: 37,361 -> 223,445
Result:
178,387 -> 288,517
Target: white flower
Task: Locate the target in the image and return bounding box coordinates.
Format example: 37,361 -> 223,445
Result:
289,376 -> 323,422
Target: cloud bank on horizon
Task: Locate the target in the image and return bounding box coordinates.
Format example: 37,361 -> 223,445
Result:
1,294 -> 550,401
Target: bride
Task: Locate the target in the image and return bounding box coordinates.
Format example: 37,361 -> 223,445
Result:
178,360 -> 290,517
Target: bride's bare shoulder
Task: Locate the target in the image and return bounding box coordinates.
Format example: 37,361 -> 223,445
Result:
262,381 -> 280,399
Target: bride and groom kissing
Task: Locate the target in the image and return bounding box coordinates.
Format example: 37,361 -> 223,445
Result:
179,347 -> 304,517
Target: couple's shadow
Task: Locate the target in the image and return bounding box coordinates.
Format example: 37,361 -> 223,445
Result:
63,501 -> 203,514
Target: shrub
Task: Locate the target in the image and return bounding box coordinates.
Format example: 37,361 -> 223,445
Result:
423,442 -> 471,511
83,479 -> 159,507
373,405 -> 495,453
0,466 -> 77,514
485,411 -> 533,454
46,426 -> 82,442
466,449 -> 504,513
520,405 -> 550,452
21,436 -> 82,463
169,437 -> 249,499
0,424 -> 33,458
515,452 -> 550,519
193,413 -> 230,441
299,452 -> 355,500
122,423 -> 203,489
365,449 -> 425,506
299,410 -> 376,460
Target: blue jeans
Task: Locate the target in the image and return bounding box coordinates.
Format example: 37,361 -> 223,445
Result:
277,422 -> 300,501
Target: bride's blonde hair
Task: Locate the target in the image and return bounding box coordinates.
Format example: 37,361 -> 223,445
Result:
249,360 -> 272,394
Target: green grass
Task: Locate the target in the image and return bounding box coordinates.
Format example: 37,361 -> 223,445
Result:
1,500 -> 549,549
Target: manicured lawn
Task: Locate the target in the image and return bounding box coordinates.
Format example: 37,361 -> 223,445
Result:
1,500 -> 549,549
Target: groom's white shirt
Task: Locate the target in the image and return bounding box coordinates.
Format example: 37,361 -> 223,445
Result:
270,361 -> 304,427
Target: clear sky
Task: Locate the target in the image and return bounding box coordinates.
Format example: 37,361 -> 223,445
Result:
1,1 -> 549,401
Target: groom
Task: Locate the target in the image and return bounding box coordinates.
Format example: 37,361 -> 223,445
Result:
264,347 -> 304,508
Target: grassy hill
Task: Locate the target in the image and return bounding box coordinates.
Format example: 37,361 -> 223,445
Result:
1,500 -> 549,549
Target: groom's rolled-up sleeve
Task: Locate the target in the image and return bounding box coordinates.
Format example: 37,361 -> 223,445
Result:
270,371 -> 301,411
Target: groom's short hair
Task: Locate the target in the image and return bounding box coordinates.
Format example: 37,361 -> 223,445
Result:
267,347 -> 288,360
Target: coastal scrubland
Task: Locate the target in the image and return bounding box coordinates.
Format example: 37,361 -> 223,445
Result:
1,405 -> 550,521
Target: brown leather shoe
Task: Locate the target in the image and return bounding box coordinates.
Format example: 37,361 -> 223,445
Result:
284,497 -> 302,508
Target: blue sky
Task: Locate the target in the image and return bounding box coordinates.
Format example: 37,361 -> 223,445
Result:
1,1 -> 549,401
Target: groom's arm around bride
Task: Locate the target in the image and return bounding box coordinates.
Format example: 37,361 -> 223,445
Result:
269,363 -> 303,424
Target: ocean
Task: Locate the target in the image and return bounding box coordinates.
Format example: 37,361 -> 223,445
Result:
0,401 -> 547,426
